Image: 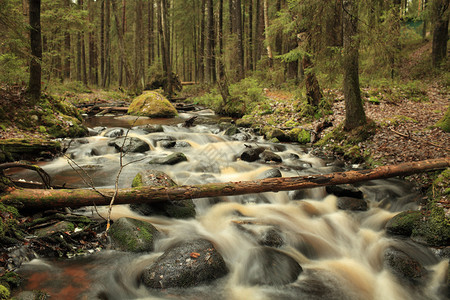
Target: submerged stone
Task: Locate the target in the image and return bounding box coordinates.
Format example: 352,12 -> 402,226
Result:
109,217 -> 160,252
237,247 -> 302,286
141,239 -> 228,288
383,246 -> 427,285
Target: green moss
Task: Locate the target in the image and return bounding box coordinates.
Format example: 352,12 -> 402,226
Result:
435,106 -> 450,133
0,284 -> 10,300
386,210 -> 422,236
297,129 -> 311,144
128,91 -> 178,118
132,173 -> 143,188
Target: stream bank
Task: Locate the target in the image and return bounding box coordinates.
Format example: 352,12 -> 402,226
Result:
0,84 -> 448,299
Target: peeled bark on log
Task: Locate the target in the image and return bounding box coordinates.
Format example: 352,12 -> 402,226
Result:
1,158 -> 448,210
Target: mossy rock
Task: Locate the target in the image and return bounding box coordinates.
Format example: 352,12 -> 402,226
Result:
235,117 -> 254,128
34,221 -> 75,238
385,210 -> 422,237
0,138 -> 61,163
149,152 -> 188,165
0,284 -> 10,300
297,129 -> 311,144
411,213 -> 450,247
435,106 -> 450,133
109,217 -> 160,252
265,128 -> 288,142
128,91 -> 177,118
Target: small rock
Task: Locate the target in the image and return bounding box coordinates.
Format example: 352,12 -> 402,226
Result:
326,184 -> 363,199
34,221 -> 75,237
385,210 -> 421,237
256,168 -> 282,179
260,150 -> 282,163
383,246 -> 427,284
110,137 -> 150,153
337,197 -> 368,211
240,147 -> 265,162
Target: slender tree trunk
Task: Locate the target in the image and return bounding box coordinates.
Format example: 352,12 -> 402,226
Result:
118,0 -> 126,87
111,0 -> 132,84
198,0 -> 206,83
135,0 -> 144,91
3,158 -> 448,210
342,0 -> 366,131
231,0 -> 244,79
431,0 -> 449,67
88,0 -> 96,85
63,0 -> 71,81
263,0 -> 272,66
148,0 -> 154,70
102,0 -> 110,88
28,0 -> 41,104
206,0 -> 215,83
217,0 -> 231,105
248,0 -> 253,71
160,0 -> 172,95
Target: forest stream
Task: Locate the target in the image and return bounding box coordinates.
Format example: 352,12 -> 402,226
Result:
8,111 -> 448,300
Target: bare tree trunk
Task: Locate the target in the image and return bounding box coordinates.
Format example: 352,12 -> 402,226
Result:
28,0 -> 42,104
64,0 -> 71,81
88,0 -> 96,85
302,55 -> 322,107
135,0 -> 144,91
263,0 -> 273,66
148,0 -> 154,69
2,158 -> 448,210
206,0 -> 215,83
431,0 -> 449,67
100,0 -> 105,85
102,0 -> 111,88
248,0 -> 253,71
111,0 -> 132,84
198,0 -> 206,83
342,0 -> 366,131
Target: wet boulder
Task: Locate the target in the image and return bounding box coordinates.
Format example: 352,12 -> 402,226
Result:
260,150 -> 282,163
149,152 -> 188,165
326,184 -> 363,199
258,228 -> 285,248
336,197 -> 368,211
104,127 -> 126,138
141,239 -> 228,289
128,91 -> 177,118
237,247 -> 302,286
160,140 -> 176,148
385,210 -> 422,237
137,124 -> 164,133
383,246 -> 427,284
110,137 -> 150,153
240,147 -> 265,162
130,170 -> 196,219
109,217 -> 160,252
265,128 -> 289,142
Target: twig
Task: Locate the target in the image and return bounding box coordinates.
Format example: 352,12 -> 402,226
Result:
389,128 -> 450,152
0,162 -> 52,189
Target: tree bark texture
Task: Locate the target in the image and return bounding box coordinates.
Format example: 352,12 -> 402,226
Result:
302,55 -> 322,107
431,0 -> 449,67
342,0 -> 366,131
28,0 -> 42,103
2,158 -> 448,210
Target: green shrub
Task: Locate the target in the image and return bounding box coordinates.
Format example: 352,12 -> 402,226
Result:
436,106 -> 450,133
0,53 -> 27,84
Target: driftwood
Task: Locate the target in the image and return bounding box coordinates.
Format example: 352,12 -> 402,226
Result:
0,158 -> 448,210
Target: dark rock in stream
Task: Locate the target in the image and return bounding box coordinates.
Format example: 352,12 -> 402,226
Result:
103,127 -> 126,138
149,152 -> 188,165
110,137 -> 150,153
237,247 -> 302,286
326,184 -> 363,199
383,246 -> 427,285
109,217 -> 160,252
137,124 -> 164,133
141,239 -> 228,289
260,150 -> 282,163
336,197 -> 368,211
160,140 -> 176,148
240,147 -> 265,162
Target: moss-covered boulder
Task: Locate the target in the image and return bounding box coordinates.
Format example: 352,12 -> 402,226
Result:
109,217 -> 160,252
130,170 -> 196,219
128,91 -> 177,118
0,284 -> 10,300
141,239 -> 228,288
385,210 -> 422,237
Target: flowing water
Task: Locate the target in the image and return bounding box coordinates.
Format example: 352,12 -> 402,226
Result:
12,113 -> 448,300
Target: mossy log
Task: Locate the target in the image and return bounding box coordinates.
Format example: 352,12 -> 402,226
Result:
0,158 -> 448,210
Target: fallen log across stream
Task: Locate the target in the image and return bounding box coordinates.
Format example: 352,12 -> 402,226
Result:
1,157 -> 448,210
